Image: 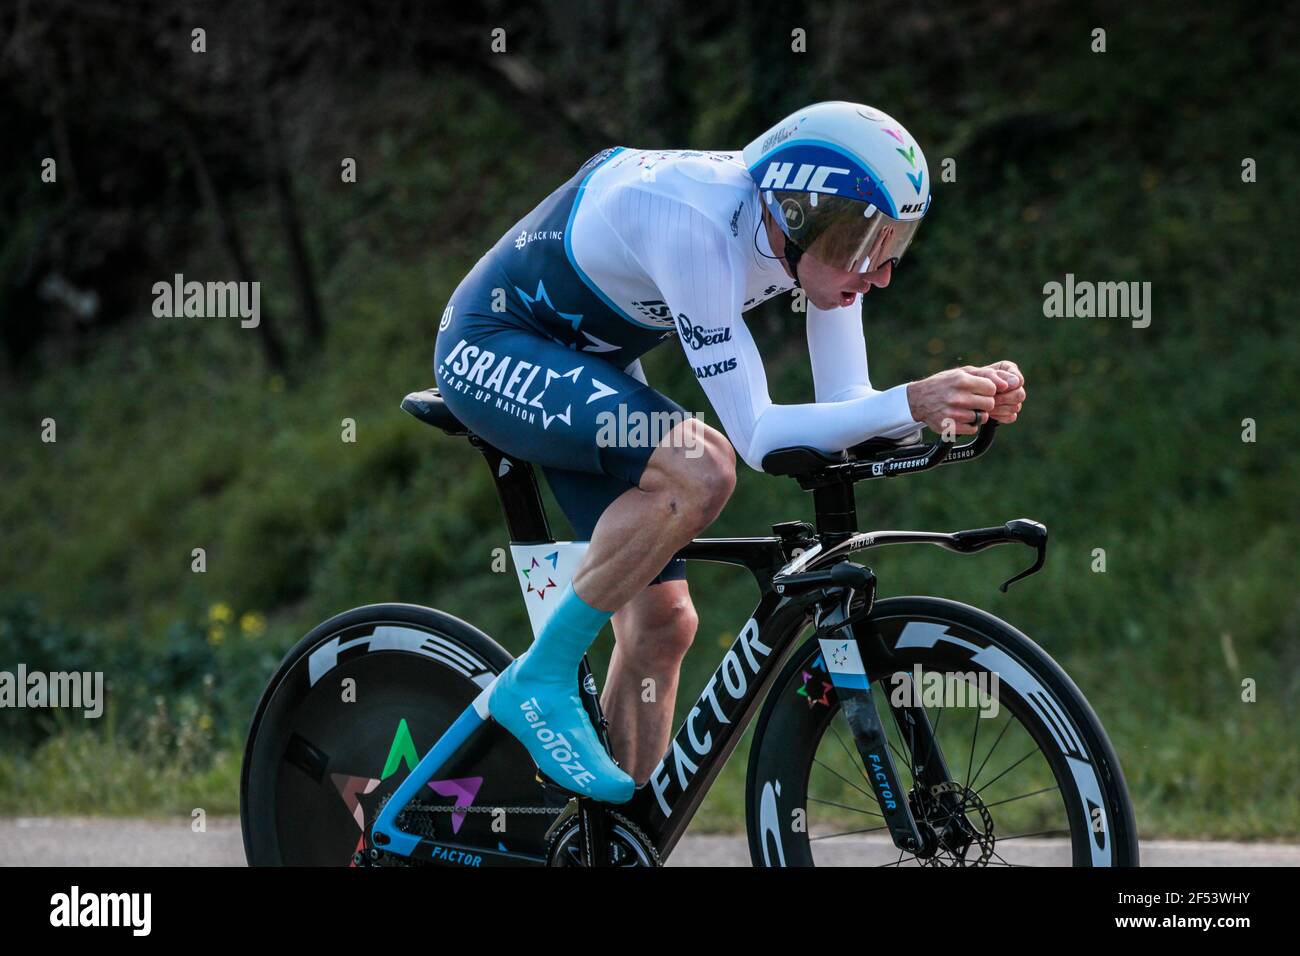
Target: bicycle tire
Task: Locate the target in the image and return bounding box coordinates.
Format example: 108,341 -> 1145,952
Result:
240,602 -> 558,866
745,596 -> 1139,867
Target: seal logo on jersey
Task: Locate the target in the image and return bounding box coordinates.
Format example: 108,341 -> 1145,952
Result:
676,313 -> 732,350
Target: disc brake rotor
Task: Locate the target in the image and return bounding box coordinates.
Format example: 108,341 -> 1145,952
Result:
909,781 -> 996,866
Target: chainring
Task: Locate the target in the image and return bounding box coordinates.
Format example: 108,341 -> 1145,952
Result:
546,810 -> 661,867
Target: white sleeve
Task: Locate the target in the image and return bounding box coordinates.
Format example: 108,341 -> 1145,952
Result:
613,191 -> 917,471
806,300 -> 921,439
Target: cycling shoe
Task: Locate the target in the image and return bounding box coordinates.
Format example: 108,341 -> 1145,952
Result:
487,656 -> 634,804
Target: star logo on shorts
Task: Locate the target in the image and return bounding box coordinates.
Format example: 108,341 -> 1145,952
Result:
515,280 -> 583,331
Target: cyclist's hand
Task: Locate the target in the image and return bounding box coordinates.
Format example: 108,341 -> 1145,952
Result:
906,368 -> 997,435
969,360 -> 1026,424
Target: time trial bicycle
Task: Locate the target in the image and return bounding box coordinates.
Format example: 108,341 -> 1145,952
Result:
240,386 -> 1139,867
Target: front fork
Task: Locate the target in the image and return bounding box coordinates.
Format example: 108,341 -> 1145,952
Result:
811,568 -> 967,858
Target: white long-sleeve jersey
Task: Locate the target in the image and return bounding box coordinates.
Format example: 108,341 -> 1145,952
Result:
502,147 -> 921,471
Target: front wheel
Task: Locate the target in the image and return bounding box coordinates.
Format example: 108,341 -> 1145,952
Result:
746,597 -> 1139,867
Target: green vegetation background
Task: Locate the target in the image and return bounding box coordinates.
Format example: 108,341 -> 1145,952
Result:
2,6 -> 1296,837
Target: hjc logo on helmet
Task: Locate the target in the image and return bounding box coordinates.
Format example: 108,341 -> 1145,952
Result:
758,162 -> 851,194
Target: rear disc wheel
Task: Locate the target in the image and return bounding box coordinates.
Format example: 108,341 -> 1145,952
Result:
240,603 -> 564,866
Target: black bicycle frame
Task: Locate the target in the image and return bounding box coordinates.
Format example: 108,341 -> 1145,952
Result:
622,537 -> 807,857
371,415 -> 1045,863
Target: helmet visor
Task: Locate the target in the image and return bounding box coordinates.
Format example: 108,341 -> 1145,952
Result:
770,191 -> 923,273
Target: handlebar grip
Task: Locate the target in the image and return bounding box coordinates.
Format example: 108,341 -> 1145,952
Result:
1004,517 -> 1047,545
951,526 -> 1007,553
951,518 -> 1046,554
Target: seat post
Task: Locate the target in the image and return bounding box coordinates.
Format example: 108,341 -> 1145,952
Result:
468,436 -> 554,543
401,387 -> 556,545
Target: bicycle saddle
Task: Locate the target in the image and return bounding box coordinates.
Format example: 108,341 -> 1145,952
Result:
400,387 -> 470,436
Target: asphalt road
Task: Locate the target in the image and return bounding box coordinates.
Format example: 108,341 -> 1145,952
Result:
2,817 -> 1297,866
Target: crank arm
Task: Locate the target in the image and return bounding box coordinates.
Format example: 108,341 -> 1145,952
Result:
576,797 -> 609,867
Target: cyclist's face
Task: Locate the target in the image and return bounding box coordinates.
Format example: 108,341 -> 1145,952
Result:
798,252 -> 893,311
763,204 -> 897,310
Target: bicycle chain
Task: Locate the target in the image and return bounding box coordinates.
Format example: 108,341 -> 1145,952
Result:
410,804 -> 562,815
378,792 -> 563,837
360,795 -> 566,865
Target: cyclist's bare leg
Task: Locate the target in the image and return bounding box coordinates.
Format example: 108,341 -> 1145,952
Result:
571,417 -> 735,610
542,418 -> 729,783
602,580 -> 698,782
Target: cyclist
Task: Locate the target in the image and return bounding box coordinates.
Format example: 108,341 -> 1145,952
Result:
433,101 -> 1026,802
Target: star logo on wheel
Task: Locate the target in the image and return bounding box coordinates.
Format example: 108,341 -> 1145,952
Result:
328,718 -> 487,864
796,669 -> 833,709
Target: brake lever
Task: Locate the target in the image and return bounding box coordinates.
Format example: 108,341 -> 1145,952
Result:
999,518 -> 1048,592
791,563 -> 877,636
813,588 -> 858,639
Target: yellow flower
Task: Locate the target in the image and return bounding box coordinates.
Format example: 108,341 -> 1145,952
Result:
207,625 -> 226,646
198,714 -> 214,733
208,603 -> 233,624
240,612 -> 267,638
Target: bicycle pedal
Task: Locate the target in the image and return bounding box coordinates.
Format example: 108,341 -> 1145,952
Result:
534,769 -> 584,800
